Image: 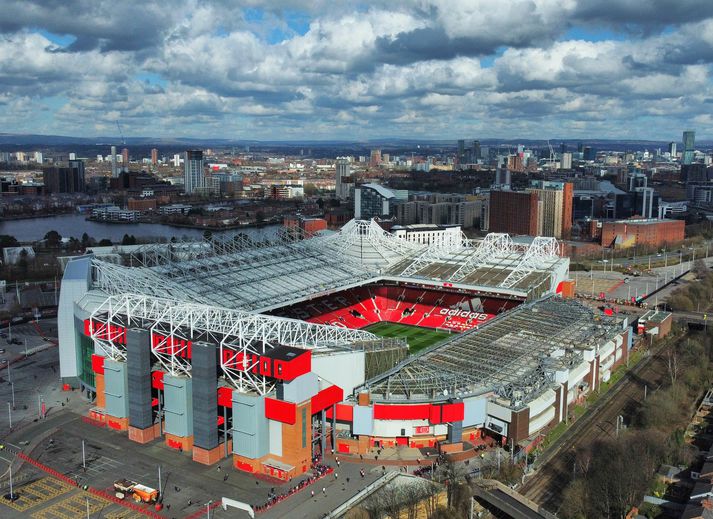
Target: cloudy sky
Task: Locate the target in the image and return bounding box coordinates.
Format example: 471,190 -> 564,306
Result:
1,0 -> 713,141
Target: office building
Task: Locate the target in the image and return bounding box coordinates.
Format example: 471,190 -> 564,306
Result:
183,150 -> 205,194
111,146 -> 118,178
683,130 -> 695,165
43,160 -> 86,194
634,187 -> 656,219
151,148 -> 158,165
354,183 -> 407,219
583,147 -> 596,161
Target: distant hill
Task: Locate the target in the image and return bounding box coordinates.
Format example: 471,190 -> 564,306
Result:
0,133 -> 710,150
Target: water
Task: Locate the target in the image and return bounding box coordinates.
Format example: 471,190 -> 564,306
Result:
0,214 -> 281,243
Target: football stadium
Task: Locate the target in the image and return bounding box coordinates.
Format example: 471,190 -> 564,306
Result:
58,219 -> 631,479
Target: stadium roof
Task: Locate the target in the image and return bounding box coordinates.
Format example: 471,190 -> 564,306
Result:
363,298 -> 621,408
87,219 -> 568,313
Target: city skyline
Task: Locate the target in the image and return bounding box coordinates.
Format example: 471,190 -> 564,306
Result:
2,1 -> 713,141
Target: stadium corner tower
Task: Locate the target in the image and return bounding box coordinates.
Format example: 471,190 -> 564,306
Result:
59,219 -> 630,479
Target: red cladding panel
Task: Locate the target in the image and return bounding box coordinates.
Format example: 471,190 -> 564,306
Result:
373,404 -> 431,420
217,387 -> 233,408
91,354 -> 105,375
429,405 -> 442,424
338,404 -> 354,422
441,403 -> 465,422
280,349 -> 311,381
259,357 -> 272,377
264,397 -> 296,425
311,385 -> 344,415
151,371 -> 164,390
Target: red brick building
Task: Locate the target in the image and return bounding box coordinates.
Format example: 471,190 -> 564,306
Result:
599,218 -> 685,248
127,198 -> 157,212
489,191 -> 539,236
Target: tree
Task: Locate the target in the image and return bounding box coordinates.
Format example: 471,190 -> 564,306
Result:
44,230 -> 62,248
203,229 -> 213,241
97,239 -> 113,246
0,235 -> 19,249
81,232 -> 91,247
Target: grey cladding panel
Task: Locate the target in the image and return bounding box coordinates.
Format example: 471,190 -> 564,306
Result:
127,329 -> 153,429
192,342 -> 218,450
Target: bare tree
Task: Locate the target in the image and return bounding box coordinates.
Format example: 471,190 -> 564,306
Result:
667,347 -> 680,386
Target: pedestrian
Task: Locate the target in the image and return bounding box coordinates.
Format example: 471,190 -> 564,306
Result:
217,465 -> 221,472
336,460 -> 340,467
311,490 -> 314,498
334,472 -> 338,479
322,487 -> 326,495
223,475 -> 228,481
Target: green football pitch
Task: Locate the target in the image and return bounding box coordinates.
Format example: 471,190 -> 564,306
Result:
364,322 -> 453,354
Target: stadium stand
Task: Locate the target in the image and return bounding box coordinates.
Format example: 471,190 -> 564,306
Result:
274,286 -> 501,332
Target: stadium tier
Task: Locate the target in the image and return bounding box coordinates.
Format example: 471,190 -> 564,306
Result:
272,285 -> 503,332
58,218 -> 632,481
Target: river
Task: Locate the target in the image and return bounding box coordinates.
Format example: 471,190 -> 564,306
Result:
0,214 -> 281,242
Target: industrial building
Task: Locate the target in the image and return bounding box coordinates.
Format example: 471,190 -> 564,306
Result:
58,219 -> 627,480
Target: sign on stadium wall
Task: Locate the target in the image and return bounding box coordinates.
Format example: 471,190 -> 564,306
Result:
439,308 -> 491,321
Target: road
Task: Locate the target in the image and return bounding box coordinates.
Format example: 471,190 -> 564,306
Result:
520,335 -> 674,514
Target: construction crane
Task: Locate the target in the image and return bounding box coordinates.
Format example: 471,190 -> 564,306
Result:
544,140 -> 556,174
116,120 -> 126,145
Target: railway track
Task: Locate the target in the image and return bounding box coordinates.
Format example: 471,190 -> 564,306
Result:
521,335 -> 675,513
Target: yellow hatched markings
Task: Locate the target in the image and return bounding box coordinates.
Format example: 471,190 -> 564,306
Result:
31,492 -> 108,519
0,477 -> 73,512
104,509 -> 147,519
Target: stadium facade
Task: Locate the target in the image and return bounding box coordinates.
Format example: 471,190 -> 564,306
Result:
58,219 -> 630,479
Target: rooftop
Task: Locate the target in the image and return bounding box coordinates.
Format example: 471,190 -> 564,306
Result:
363,297 -> 622,408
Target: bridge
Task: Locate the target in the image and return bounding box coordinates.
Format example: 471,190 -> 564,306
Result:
472,479 -> 556,519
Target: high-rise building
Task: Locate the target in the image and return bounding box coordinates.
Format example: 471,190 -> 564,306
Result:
488,191 -> 539,236
369,149 -> 382,167
528,180 -> 573,239
668,142 -> 677,157
335,158 -> 352,199
111,146 -> 118,178
583,146 -> 596,161
151,148 -> 158,165
43,160 -> 85,194
121,148 -> 129,172
69,152 -> 76,161
493,168 -> 511,189
33,151 -> 43,163
682,130 -> 695,165
560,152 -> 573,170
472,140 -> 481,161
183,150 -> 204,194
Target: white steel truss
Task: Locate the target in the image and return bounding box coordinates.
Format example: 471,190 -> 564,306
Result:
499,237 -> 560,289
87,293 -> 378,390
323,219 -> 422,267
447,233 -> 516,282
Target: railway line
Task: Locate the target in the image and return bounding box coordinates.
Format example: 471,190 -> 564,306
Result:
521,333 -> 676,513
